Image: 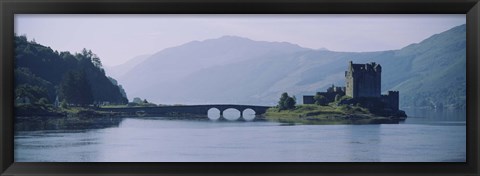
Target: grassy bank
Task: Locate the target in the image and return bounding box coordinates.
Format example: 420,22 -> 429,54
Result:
15,115 -> 123,131
15,104 -> 124,117
14,105 -> 126,131
265,104 -> 404,125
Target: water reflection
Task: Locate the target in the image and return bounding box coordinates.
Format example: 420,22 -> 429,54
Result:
207,108 -> 221,120
223,108 -> 241,121
403,108 -> 466,125
242,109 -> 255,121
15,116 -> 123,131
207,108 -> 257,121
14,108 -> 466,162
346,125 -> 381,162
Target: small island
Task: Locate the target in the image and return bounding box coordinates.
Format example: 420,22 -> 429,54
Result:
265,102 -> 407,125
265,61 -> 407,125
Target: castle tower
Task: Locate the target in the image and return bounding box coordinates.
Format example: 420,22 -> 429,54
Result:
345,61 -> 382,98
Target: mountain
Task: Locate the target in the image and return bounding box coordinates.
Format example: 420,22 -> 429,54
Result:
317,47 -> 329,51
104,54 -> 151,79
118,35 -> 310,99
378,24 -> 466,108
117,25 -> 466,108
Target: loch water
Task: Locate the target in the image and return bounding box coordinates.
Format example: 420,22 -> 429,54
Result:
14,108 -> 466,162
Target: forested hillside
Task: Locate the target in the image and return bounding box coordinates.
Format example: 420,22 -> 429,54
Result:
14,35 -> 128,106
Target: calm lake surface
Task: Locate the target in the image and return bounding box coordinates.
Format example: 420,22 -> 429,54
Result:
15,108 -> 466,162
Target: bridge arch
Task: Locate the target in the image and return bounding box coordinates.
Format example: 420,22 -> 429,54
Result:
222,108 -> 241,121
207,107 -> 221,121
242,108 -> 256,121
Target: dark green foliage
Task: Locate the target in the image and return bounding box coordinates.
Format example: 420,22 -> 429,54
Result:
37,98 -> 49,105
314,93 -> 328,106
58,70 -> 94,106
118,85 -> 127,99
15,67 -> 55,101
133,97 -> 143,104
127,102 -> 157,107
338,105 -> 368,114
80,48 -> 103,69
60,99 -> 68,108
127,97 -> 157,107
14,35 -> 128,105
58,71 -> 77,105
335,94 -> 341,102
15,84 -> 49,104
15,67 -> 52,89
278,93 -> 288,107
278,92 -> 288,110
284,97 -> 296,109
278,92 -> 296,110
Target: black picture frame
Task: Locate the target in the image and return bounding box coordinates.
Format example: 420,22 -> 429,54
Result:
1,0 -> 479,175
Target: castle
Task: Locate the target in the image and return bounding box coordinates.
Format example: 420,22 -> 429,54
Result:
303,61 -> 399,111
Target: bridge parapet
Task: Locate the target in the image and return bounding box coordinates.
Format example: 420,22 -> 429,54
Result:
98,104 -> 272,121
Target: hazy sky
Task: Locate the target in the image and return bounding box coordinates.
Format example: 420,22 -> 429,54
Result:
15,14 -> 465,67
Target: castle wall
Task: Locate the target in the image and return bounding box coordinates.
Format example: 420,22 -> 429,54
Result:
346,70 -> 355,97
318,91 -> 345,103
381,91 -> 399,111
303,96 -> 315,104
303,87 -> 345,105
356,70 -> 381,97
345,61 -> 381,98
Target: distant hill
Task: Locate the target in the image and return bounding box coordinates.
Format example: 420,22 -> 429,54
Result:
104,54 -> 151,79
377,24 -> 466,108
15,35 -> 128,105
117,35 -> 310,99
115,24 -> 466,108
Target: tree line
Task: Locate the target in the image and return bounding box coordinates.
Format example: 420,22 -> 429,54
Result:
14,34 -> 128,107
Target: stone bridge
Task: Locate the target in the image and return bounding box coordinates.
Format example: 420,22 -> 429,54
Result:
98,104 -> 272,121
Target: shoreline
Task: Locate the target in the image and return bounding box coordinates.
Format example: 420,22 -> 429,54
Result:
264,104 -> 407,125
14,103 -> 409,131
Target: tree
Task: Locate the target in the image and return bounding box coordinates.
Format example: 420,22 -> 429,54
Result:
284,96 -> 296,110
278,92 -> 296,110
118,85 -> 127,99
314,93 -> 328,106
15,84 -> 49,104
58,70 -> 93,106
91,54 -> 102,68
58,71 -> 76,105
78,48 -> 102,68
76,70 -> 94,106
37,97 -> 49,105
133,97 -> 143,104
60,99 -> 68,108
278,92 -> 288,110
